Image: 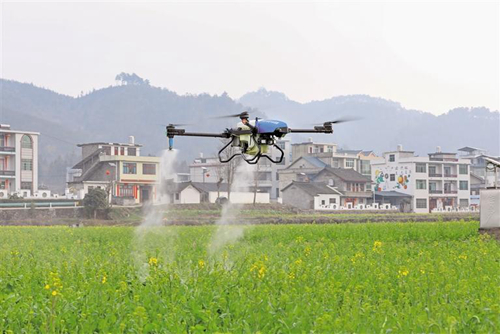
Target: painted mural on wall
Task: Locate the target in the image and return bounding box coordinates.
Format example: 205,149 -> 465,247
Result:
374,166 -> 411,191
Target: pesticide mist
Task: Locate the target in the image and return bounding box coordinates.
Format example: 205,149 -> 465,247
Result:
133,149 -> 178,281
209,161 -> 254,257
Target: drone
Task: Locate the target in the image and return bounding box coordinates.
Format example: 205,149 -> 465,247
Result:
166,112 -> 352,164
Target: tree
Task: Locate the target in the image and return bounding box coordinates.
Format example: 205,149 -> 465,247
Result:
216,139 -> 240,202
83,188 -> 109,219
115,72 -> 150,86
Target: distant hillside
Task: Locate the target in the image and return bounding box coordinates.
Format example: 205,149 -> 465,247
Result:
239,88 -> 500,155
0,78 -> 262,191
1,78 -> 498,192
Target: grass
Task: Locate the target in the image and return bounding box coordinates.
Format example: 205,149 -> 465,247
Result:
1,221 -> 499,332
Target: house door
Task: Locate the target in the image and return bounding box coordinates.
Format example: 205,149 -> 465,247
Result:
141,187 -> 150,203
429,198 -> 437,213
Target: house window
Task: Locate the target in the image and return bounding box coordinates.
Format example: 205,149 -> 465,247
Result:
459,181 -> 468,190
277,141 -> 286,150
276,188 -> 280,198
416,199 -> 427,208
360,160 -> 371,175
329,198 -> 336,204
416,180 -> 426,189
21,182 -> 32,190
114,147 -> 119,155
390,174 -> 395,181
332,159 -> 340,168
88,186 -> 94,191
459,164 -> 468,175
416,164 -> 426,173
429,182 -> 437,191
22,159 -> 33,171
123,163 -> 137,174
21,135 -> 33,149
276,172 -> 279,181
143,164 -> 156,175
0,181 -> 5,189
346,159 -> 355,168
128,148 -> 137,156
119,184 -> 134,197
389,154 -> 395,162
459,199 -> 469,207
321,200 -> 326,205
120,147 -> 125,155
103,146 -> 111,155
175,193 -> 180,200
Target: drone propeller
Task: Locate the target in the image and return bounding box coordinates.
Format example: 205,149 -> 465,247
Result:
312,116 -> 360,126
161,123 -> 194,127
210,111 -> 250,119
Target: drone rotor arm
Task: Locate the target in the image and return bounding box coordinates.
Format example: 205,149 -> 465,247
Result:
288,125 -> 333,134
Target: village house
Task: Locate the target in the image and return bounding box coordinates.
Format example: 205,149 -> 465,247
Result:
0,124 -> 45,198
66,136 -> 160,204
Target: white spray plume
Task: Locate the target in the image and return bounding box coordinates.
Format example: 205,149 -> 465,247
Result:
209,160 -> 254,255
133,148 -> 178,281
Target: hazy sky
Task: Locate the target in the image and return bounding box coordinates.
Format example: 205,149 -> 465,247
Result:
1,1 -> 499,114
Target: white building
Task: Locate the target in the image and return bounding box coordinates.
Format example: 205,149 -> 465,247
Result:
167,182 -> 270,204
0,124 -> 40,199
371,145 -> 471,213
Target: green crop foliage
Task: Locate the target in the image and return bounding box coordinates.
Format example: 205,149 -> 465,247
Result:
0,221 -> 499,332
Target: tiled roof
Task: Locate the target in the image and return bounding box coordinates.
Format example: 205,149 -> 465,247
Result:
282,181 -> 342,196
320,167 -> 371,182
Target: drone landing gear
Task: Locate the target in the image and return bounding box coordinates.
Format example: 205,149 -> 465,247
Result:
218,137 -> 285,165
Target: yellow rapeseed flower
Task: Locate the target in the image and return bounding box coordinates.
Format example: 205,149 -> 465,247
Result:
258,266 -> 266,279
52,290 -> 58,296
398,268 -> 409,277
148,257 -> 158,266
459,254 -> 468,260
304,246 -> 311,257
198,260 -> 205,269
44,284 -> 50,290
102,276 -> 107,284
373,241 -> 383,251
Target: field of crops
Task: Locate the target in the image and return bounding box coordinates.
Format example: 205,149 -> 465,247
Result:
1,221 -> 499,332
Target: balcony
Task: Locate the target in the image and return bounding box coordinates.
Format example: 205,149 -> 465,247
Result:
428,173 -> 442,177
0,170 -> 15,176
429,189 -> 443,194
444,189 -> 458,194
443,174 -> 457,178
0,146 -> 15,153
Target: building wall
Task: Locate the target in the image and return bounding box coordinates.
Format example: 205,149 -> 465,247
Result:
14,132 -> 39,194
178,186 -> 201,204
282,186 -> 314,210
208,191 -> 270,204
313,194 -> 341,209
371,149 -> 471,213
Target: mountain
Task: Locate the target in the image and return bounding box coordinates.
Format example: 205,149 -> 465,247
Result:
1,78 -> 498,192
239,88 -> 499,155
0,78 -> 263,191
